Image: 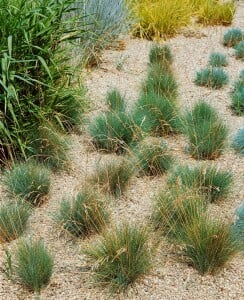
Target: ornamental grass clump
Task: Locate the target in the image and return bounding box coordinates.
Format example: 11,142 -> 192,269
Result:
133,137 -> 173,176
106,88 -> 126,112
54,190 -> 109,237
149,44 -> 173,66
195,0 -> 235,26
208,52 -> 228,67
88,111 -> 136,153
152,187 -> 206,238
231,70 -> 244,115
234,41 -> 244,60
75,0 -> 130,66
183,101 -> 228,159
29,123 -> 69,170
89,158 -> 134,197
177,215 -> 239,274
133,92 -> 181,136
167,164 -> 233,203
3,161 -> 50,206
83,223 -> 154,292
0,201 -> 32,243
194,67 -> 229,89
232,128 -> 244,155
129,0 -> 193,39
231,203 -> 244,251
11,239 -> 53,293
223,28 -> 243,47
143,64 -> 178,99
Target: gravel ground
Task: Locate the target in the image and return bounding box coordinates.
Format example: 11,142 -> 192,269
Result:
0,2 -> 243,299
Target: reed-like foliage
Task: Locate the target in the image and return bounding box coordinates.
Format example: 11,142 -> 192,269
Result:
0,0 -> 86,164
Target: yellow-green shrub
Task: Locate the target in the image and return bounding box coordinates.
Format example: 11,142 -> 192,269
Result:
129,0 -> 193,39
192,0 -> 235,25
128,0 -> 235,40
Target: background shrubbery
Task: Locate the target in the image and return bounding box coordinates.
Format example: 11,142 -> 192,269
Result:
0,0 -> 86,165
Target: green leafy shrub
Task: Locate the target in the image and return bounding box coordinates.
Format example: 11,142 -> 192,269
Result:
54,190 -> 109,237
106,88 -> 126,112
223,28 -> 243,47
143,64 -> 178,99
84,223 -> 154,292
231,70 -> 244,115
183,101 -> 228,159
0,0 -> 87,163
75,0 -> 129,66
152,187 -> 206,237
13,239 -> 53,293
89,158 -> 134,197
208,52 -> 228,67
4,161 -> 51,206
232,128 -> 244,155
168,164 -> 233,203
149,44 -> 173,66
194,67 -> 229,89
133,92 -> 181,136
234,41 -> 244,60
0,201 -> 31,242
231,203 -> 244,251
177,215 -> 239,274
88,111 -> 136,153
133,137 -> 173,176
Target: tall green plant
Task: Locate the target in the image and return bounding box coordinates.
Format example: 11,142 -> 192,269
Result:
0,0 -> 86,163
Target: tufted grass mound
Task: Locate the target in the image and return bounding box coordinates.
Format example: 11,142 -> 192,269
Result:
83,223 -> 155,292
194,67 -> 229,89
208,52 -> 228,67
88,111 -> 136,153
223,28 -> 243,47
89,157 -> 134,197
133,91 -> 181,136
152,187 -> 206,237
177,215 -> 239,274
231,70 -> 244,115
183,101 -> 228,159
168,164 -> 233,203
0,201 -> 32,243
133,137 -> 173,176
54,190 -> 109,237
3,161 -> 51,206
232,128 -> 244,155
